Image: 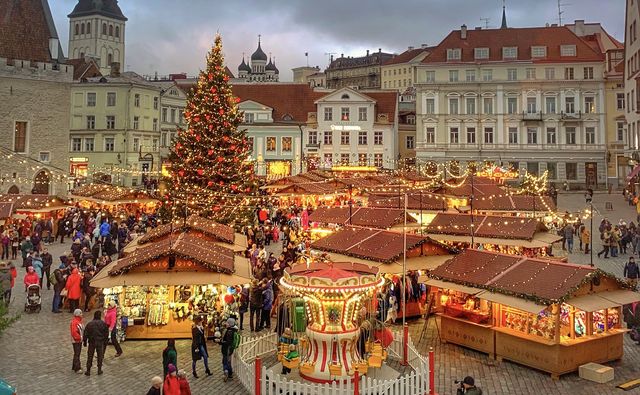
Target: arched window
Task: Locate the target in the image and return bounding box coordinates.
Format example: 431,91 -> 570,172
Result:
102,23 -> 107,35
107,53 -> 113,65
75,24 -> 79,36
86,22 -> 91,35
81,23 -> 85,34
109,25 -> 113,36
7,185 -> 19,195
115,26 -> 120,38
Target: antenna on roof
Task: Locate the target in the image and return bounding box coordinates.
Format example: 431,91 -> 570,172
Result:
557,0 -> 571,25
325,52 -> 337,66
480,17 -> 490,29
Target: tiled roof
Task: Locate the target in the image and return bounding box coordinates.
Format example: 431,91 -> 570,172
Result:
355,90 -> 398,121
138,215 -> 235,245
367,192 -> 448,211
429,249 -> 604,303
312,226 -> 430,263
277,182 -> 346,195
473,195 -> 557,212
423,26 -> 603,64
309,207 -> 410,229
232,84 -> 324,122
66,58 -> 102,80
436,177 -> 506,198
0,195 -> 66,210
425,213 -> 540,240
0,202 -> 13,219
0,0 -> 61,62
383,47 -> 432,65
68,0 -> 127,21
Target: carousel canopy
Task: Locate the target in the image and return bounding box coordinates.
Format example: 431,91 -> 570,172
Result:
308,206 -> 416,229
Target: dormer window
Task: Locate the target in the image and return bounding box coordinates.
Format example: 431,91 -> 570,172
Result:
447,48 -> 461,61
502,47 -> 517,59
531,46 -> 547,58
560,45 -> 576,57
474,48 -> 489,60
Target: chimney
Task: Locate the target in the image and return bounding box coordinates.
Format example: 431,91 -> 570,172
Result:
461,24 -> 468,39
110,62 -> 121,77
421,43 -> 429,49
366,49 -> 370,56
574,19 -> 585,34
408,46 -> 414,51
340,53 -> 344,58
378,48 -> 382,53
48,38 -> 59,60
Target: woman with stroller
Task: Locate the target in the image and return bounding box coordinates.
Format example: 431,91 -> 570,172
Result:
23,266 -> 39,290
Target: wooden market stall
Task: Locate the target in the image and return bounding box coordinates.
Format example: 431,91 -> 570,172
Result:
307,206 -> 417,236
0,194 -> 70,221
91,215 -> 250,339
424,212 -> 561,257
426,249 -> 640,378
471,195 -> 557,218
311,226 -> 457,318
70,184 -> 159,214
366,191 -> 449,226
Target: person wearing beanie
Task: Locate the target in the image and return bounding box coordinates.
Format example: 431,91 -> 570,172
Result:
177,369 -> 192,395
461,376 -> 482,395
220,316 -> 239,382
70,309 -> 84,373
145,376 -> 162,395
163,363 -> 180,395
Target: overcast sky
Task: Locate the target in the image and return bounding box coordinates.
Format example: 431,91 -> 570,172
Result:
51,0 -> 625,81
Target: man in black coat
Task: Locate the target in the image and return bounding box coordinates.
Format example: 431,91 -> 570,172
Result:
83,310 -> 109,376
41,248 -> 53,290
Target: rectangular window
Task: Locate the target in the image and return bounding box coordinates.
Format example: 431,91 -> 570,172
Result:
584,97 -> 595,113
162,108 -> 167,122
340,153 -> 350,165
104,137 -> 114,152
358,131 -> 368,145
406,135 -> 415,149
134,94 -> 140,107
508,127 -> 518,144
564,67 -> 574,80
71,137 -> 82,152
133,116 -> 139,130
86,115 -> 95,129
546,127 -> 557,144
425,70 -> 435,83
532,46 -> 547,58
358,107 -> 367,121
526,97 -> 537,113
374,131 -> 383,145
617,93 -> 625,110
323,131 -> 333,145
152,118 -> 158,131
583,67 -> 594,80
449,127 -> 459,143
266,137 -> 276,152
483,127 -> 494,144
308,131 -> 318,145
39,151 -> 50,163
106,115 -> 115,129
425,98 -> 435,114
503,47 -> 518,59
545,97 -> 556,114
244,113 -> 254,123
566,163 -> 578,180
449,70 -> 459,82
482,69 -> 493,81
465,98 -> 476,114
324,107 -> 333,121
561,45 -> 577,57
358,153 -> 367,166
106,92 -> 116,106
341,131 -> 350,145
87,92 -> 96,107
466,127 -> 476,144
341,107 -> 350,121
152,138 -> 158,151
483,97 -> 493,114
526,68 -> 536,80
374,153 -> 383,167
153,97 -> 159,110
323,153 -> 333,166
474,48 -> 489,59
447,48 -> 461,61
565,127 -> 576,144
527,162 -> 539,176
133,138 -> 139,152
527,127 -> 538,144
507,68 -> 517,81
547,162 -> 557,179
425,127 -> 435,144
465,70 -> 476,82
170,109 -> 176,123
617,121 -> 625,141
545,67 -> 555,80
507,97 -> 517,114
449,98 -> 459,114
84,137 -> 94,152
565,97 -> 575,113
585,127 -> 596,144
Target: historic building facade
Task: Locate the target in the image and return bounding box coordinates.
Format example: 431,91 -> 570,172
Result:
625,0 -> 640,180
325,50 -> 395,89
381,45 -> 432,91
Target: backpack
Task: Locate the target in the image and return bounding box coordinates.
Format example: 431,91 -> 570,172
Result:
49,271 -> 58,286
232,330 -> 241,351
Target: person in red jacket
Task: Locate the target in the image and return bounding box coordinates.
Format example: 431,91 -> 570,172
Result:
70,309 -> 84,373
163,364 -> 180,395
177,370 -> 192,395
65,267 -> 83,313
9,262 -> 16,289
23,266 -> 39,290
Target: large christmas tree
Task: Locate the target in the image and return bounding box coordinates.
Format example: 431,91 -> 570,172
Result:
166,35 -> 258,225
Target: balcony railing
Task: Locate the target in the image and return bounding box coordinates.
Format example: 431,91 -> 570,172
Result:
306,142 -> 320,148
522,111 -> 543,121
561,111 -> 582,120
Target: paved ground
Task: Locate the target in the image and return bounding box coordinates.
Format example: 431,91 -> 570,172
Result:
1,191 -> 640,394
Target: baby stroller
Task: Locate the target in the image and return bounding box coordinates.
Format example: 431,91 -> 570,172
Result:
24,284 -> 41,313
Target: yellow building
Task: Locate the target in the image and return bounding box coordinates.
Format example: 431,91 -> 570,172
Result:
381,45 -> 431,91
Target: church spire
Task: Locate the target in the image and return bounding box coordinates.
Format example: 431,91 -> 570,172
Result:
501,1 -> 508,29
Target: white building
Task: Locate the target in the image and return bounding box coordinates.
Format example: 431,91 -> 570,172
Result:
625,0 -> 640,174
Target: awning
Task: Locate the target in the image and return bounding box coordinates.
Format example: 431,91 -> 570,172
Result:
424,278 -> 483,295
424,233 -> 556,248
628,165 -> 640,181
567,294 -> 620,312
476,290 -> 548,314
405,255 -> 453,272
599,290 -> 640,306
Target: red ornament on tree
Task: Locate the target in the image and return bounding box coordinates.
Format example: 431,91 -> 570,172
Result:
195,135 -> 201,142
217,157 -> 224,163
210,87 -> 217,94
197,169 -> 204,176
207,181 -> 214,187
178,170 -> 185,177
231,185 -> 238,191
207,149 -> 214,156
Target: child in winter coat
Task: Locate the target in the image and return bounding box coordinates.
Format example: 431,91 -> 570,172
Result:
163,364 -> 180,395
23,266 -> 39,290
177,370 -> 192,395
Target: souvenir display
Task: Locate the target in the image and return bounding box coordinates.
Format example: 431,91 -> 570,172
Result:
147,286 -> 170,326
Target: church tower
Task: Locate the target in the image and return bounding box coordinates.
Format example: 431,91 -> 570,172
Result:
68,0 -> 127,75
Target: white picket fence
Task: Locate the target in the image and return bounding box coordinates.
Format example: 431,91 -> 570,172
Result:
233,329 -> 430,395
